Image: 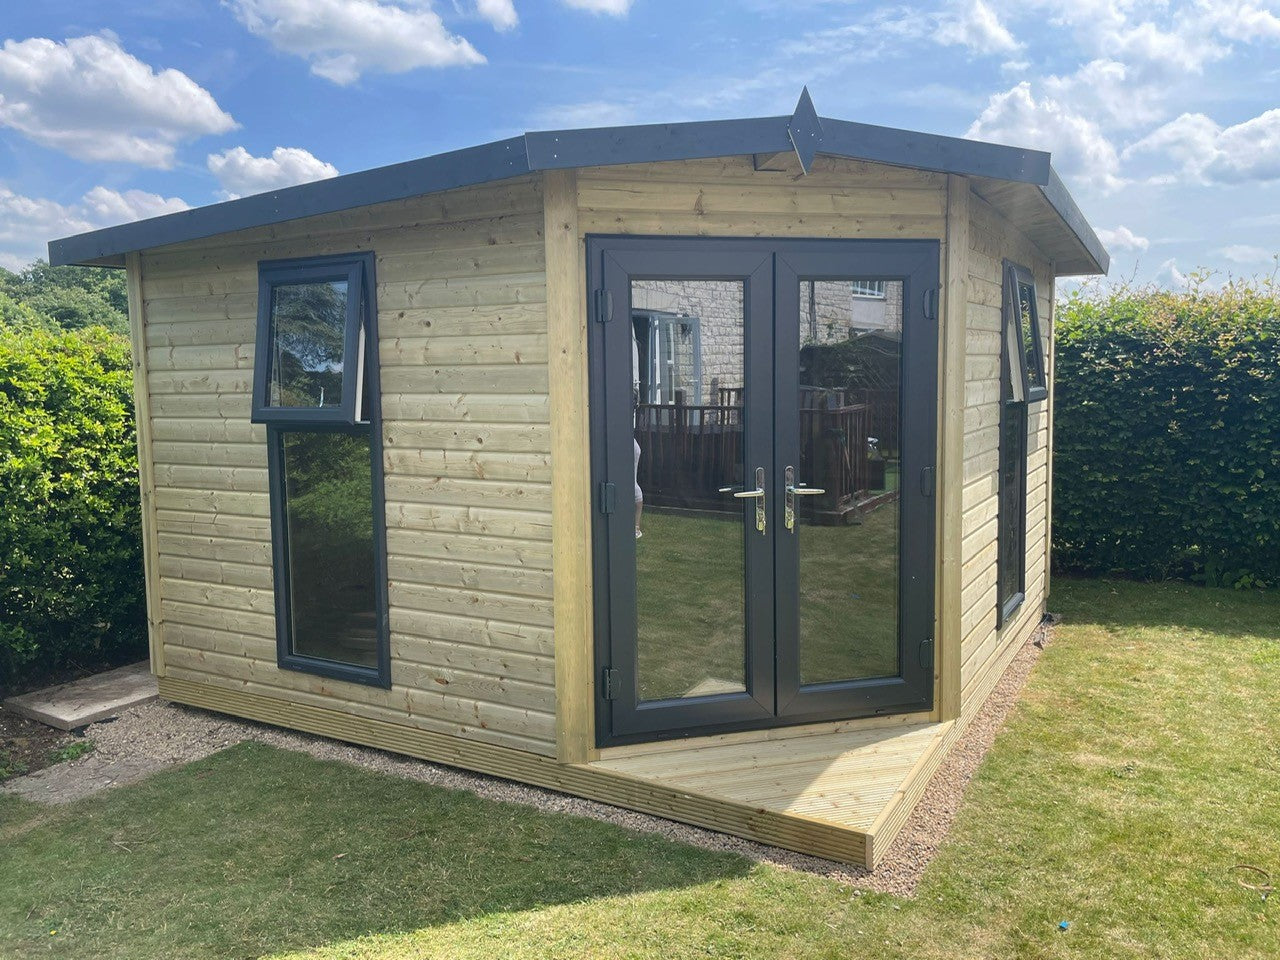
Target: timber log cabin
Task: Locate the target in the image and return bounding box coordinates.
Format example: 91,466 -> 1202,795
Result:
49,89 -> 1108,868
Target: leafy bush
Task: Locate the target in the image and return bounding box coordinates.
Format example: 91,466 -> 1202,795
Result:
0,324 -> 145,690
1053,276 -> 1280,587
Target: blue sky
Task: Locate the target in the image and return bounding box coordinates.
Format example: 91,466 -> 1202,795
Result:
1,0 -> 1278,286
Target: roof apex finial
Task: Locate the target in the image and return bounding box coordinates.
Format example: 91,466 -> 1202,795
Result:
788,86 -> 824,174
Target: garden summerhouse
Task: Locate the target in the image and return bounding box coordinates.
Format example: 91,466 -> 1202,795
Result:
50,90 -> 1108,867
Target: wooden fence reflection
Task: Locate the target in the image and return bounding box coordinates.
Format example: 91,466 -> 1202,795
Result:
636,393 -> 889,523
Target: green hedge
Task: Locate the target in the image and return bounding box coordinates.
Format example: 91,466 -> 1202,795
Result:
0,324 -> 146,690
1053,279 -> 1280,587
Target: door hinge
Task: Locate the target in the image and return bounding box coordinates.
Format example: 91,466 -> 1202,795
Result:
593,288 -> 614,323
598,481 -> 616,514
920,465 -> 936,498
602,667 -> 620,700
919,637 -> 935,670
924,286 -> 938,322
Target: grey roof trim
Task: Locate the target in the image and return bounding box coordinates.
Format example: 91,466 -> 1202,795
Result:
1039,167 -> 1110,274
48,91 -> 1105,274
49,136 -> 531,267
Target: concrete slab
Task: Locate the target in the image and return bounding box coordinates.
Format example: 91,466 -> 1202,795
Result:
3,662 -> 156,731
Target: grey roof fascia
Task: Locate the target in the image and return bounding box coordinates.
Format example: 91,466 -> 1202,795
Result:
47,107 -> 1101,273
818,118 -> 1050,184
1039,167 -> 1110,274
48,135 -> 531,267
523,115 -> 792,170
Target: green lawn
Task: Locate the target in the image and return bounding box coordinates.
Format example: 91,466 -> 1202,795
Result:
2,578 -> 1278,959
636,504 -> 899,699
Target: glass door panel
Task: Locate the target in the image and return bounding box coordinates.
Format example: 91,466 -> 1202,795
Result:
794,279 -> 903,685
632,280 -> 748,701
774,244 -> 937,723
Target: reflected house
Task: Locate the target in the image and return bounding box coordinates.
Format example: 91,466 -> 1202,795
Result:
47,90 -> 1108,869
633,278 -> 903,522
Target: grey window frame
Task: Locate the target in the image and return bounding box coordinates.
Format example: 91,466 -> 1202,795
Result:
252,257 -> 366,425
1004,261 -> 1048,405
254,251 -> 391,688
997,260 -> 1034,628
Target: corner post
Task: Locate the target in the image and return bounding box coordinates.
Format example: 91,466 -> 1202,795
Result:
544,169 -> 595,762
937,175 -> 969,722
124,251 -> 165,678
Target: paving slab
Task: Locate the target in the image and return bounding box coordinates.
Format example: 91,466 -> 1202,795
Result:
3,662 -> 156,731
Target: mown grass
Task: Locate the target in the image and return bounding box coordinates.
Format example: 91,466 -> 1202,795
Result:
0,578 -> 1276,959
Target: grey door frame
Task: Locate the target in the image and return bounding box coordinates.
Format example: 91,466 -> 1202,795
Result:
588,235 -> 939,747
588,238 -> 778,742
773,242 -> 939,723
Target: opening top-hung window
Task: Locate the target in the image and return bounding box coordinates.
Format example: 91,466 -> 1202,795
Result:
253,256 -> 369,425
1004,262 -> 1047,404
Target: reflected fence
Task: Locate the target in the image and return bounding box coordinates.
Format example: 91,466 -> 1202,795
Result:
635,388 -> 898,524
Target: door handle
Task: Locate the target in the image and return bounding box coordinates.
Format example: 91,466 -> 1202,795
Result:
720,466 -> 767,534
719,487 -> 765,499
784,465 -> 827,531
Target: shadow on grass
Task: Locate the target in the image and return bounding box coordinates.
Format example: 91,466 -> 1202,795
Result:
1051,575 -> 1280,639
0,742 -> 753,960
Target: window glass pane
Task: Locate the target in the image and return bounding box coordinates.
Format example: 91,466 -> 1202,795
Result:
796,279 -> 902,684
1017,280 -> 1043,390
282,431 -> 377,668
998,404 -> 1026,608
269,280 -> 349,408
631,279 -> 747,701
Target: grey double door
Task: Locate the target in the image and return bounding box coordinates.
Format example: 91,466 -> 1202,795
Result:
588,236 -> 939,746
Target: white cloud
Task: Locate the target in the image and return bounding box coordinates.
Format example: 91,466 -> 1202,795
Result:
0,251 -> 32,273
1198,1 -> 1280,42
1042,59 -> 1165,130
560,0 -> 633,13
1218,244 -> 1274,264
207,146 -> 339,199
1096,225 -> 1150,251
0,34 -> 236,168
80,186 -> 190,223
1026,0 -> 1232,74
1156,257 -> 1189,287
476,0 -> 518,30
1103,18 -> 1227,75
1123,109 -> 1280,183
0,185 -> 189,270
936,0 -> 1021,55
967,81 -> 1124,189
534,99 -> 640,128
228,0 -> 486,84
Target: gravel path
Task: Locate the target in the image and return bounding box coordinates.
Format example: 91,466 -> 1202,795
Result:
2,622 -> 1052,897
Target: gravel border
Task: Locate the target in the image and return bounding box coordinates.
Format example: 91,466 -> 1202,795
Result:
3,621 -> 1052,898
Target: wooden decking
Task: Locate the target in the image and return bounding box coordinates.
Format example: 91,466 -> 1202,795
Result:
586,719 -> 954,867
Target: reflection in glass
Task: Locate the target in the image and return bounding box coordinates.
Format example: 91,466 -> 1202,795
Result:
631,280 -> 748,701
269,280 -> 349,408
282,431 -> 377,668
1017,281 -> 1043,391
999,399 -> 1027,607
795,279 -> 902,684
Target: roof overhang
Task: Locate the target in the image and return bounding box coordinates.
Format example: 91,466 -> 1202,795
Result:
48,88 -> 1107,275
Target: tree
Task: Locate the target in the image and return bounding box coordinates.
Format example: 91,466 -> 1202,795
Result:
0,260 -> 129,334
